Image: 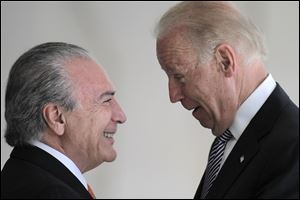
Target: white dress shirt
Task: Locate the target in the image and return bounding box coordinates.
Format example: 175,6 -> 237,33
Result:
30,140 -> 88,190
220,74 -> 276,169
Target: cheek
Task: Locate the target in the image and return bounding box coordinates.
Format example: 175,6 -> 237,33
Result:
185,78 -> 207,100
184,79 -> 219,113
65,112 -> 86,134
93,109 -> 112,130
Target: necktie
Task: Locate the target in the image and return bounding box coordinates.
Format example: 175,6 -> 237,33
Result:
87,184 -> 96,199
201,129 -> 233,199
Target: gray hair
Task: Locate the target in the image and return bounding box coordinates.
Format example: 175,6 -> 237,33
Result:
156,1 -> 267,65
5,42 -> 92,146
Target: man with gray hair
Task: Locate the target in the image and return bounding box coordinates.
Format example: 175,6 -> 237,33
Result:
156,1 -> 298,199
1,42 -> 127,198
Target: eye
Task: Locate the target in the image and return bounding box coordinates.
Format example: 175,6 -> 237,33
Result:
103,98 -> 112,104
174,74 -> 185,83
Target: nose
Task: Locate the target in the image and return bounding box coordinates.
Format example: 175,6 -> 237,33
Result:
169,80 -> 184,103
112,99 -> 127,124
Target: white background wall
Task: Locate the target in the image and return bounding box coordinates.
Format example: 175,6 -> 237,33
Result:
1,1 -> 299,199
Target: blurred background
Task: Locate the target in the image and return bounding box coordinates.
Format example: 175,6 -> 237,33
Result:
1,1 -> 299,198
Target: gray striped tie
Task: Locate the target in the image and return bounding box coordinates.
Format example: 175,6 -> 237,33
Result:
201,129 -> 233,199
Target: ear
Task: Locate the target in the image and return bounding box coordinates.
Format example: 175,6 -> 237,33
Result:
42,103 -> 66,136
214,44 -> 236,77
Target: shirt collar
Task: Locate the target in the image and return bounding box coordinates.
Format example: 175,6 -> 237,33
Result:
30,140 -> 88,189
229,74 -> 276,140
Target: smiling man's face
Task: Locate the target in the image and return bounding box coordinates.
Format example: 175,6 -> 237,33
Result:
63,58 -> 126,172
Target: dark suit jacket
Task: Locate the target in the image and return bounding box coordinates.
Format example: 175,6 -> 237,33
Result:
1,145 -> 93,199
194,84 -> 299,199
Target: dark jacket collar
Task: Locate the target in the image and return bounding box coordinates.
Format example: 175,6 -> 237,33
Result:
10,144 -> 91,198
205,84 -> 292,198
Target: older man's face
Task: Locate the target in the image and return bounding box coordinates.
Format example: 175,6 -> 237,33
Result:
63,58 -> 126,172
156,30 -> 235,135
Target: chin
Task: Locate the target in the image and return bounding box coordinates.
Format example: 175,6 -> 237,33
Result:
198,119 -> 212,129
106,157 -> 116,163
105,152 -> 117,162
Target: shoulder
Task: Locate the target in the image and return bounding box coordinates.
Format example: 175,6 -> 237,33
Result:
1,146 -> 89,199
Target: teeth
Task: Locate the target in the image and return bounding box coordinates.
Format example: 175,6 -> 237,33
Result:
104,132 -> 114,138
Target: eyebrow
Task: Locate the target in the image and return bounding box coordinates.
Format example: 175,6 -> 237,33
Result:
100,90 -> 116,98
99,91 -> 115,100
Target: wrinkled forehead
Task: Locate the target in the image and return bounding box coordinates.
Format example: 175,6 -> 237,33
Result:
157,30 -> 198,70
157,29 -> 188,50
65,58 -> 114,93
157,26 -> 192,48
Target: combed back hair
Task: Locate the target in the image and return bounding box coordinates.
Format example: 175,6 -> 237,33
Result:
5,42 -> 92,146
156,1 -> 267,65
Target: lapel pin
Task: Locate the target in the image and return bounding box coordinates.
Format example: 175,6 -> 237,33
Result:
240,155 -> 245,163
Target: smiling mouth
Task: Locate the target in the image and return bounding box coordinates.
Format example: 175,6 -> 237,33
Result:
104,132 -> 115,139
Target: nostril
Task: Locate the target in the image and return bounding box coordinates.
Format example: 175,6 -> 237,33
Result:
169,90 -> 184,103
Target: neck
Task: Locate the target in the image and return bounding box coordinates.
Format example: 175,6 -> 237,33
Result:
41,132 -> 87,173
238,60 -> 268,107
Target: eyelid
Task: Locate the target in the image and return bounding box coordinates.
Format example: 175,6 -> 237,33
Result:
174,74 -> 183,78
173,74 -> 185,83
104,98 -> 112,103
102,95 -> 114,104
95,94 -> 114,106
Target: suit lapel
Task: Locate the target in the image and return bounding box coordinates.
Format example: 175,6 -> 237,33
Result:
11,145 -> 91,198
205,84 -> 291,198
206,128 -> 259,198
